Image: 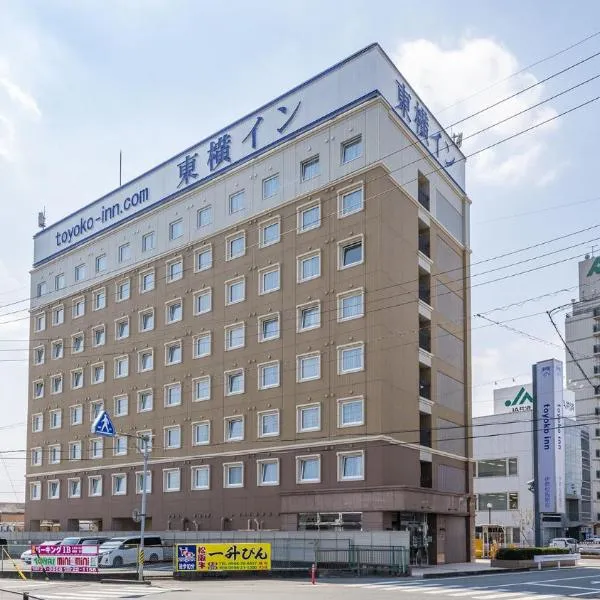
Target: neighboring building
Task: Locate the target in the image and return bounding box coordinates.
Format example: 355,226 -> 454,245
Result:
0,502 -> 25,532
25,44 -> 471,563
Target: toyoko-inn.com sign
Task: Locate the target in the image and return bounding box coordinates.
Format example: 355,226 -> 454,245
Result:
33,43 -> 464,266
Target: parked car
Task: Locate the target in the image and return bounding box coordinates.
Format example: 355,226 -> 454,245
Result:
20,540 -> 60,564
549,537 -> 579,552
59,536 -> 108,546
584,537 -> 600,545
98,536 -> 164,568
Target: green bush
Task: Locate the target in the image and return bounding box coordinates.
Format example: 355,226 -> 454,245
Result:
495,547 -> 570,560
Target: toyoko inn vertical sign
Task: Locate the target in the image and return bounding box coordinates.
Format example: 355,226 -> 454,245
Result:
534,358 -> 566,514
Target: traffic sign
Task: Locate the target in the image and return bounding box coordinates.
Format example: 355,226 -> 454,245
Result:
91,410 -> 116,437
132,509 -> 141,523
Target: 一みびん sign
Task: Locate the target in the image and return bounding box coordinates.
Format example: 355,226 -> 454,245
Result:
175,543 -> 271,572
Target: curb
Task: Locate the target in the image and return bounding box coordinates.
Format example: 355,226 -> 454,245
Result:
416,567 -> 531,579
100,579 -> 152,585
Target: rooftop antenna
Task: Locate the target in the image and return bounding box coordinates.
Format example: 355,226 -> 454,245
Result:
452,132 -> 463,148
37,208 -> 46,229
119,150 -> 122,187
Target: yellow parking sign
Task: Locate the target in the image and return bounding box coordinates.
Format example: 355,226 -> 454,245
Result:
176,543 -> 271,571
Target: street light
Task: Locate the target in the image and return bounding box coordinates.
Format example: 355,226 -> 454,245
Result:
487,502 -> 492,526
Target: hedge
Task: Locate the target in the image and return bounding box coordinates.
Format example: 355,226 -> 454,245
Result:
495,547 -> 570,560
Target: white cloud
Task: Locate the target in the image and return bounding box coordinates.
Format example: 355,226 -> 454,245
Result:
393,38 -> 559,186
0,76 -> 41,117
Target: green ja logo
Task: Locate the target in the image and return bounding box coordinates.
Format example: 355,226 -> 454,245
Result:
504,387 -> 534,407
587,257 -> 600,277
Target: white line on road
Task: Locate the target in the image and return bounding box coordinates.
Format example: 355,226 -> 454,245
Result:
423,587 -> 465,594
448,589 -> 486,596
529,583 -> 600,591
472,593 -> 526,600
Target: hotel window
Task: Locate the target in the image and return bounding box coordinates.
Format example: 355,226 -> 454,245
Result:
112,474 -> 127,496
68,478 -> 81,499
36,281 -> 47,298
338,342 -> 365,374
49,409 -> 61,429
114,436 -> 128,456
262,174 -> 279,199
70,405 -> 83,426
339,236 -> 364,269
225,369 -> 244,396
140,269 -> 155,293
51,339 -> 64,360
166,258 -> 183,283
116,279 -> 131,302
339,187 -> 364,217
297,352 -> 321,382
224,416 -> 244,441
49,444 -> 61,465
34,312 -> 46,332
30,482 -> 41,501
48,480 -> 60,499
258,410 -> 279,438
225,323 -> 245,351
166,299 -> 183,324
92,325 -> 106,347
259,218 -> 280,247
194,245 -> 212,272
115,317 -> 130,340
193,332 -> 212,358
193,376 -> 211,402
225,277 -> 245,305
164,426 -> 181,449
69,441 -> 82,461
113,394 -> 128,417
258,361 -> 280,390
338,397 -> 365,427
165,340 -> 182,365
297,302 -> 320,332
191,466 -> 210,490
52,305 -> 64,326
226,232 -> 246,260
192,421 -> 210,446
74,263 -> 87,282
338,451 -> 365,481
257,459 -> 279,486
197,205 -> 213,228
229,190 -> 245,214
136,471 -> 152,494
71,332 -> 84,354
138,389 -> 153,413
224,463 -> 244,488
95,254 -> 107,273
169,218 -> 184,241
341,135 -> 362,164
138,349 -> 154,372
259,265 -> 280,294
33,380 -> 44,399
258,313 -> 280,342
89,438 -> 103,459
91,362 -> 105,384
338,289 -> 364,321
50,373 -> 63,395
139,308 -> 155,332
71,368 -> 83,390
31,413 -> 43,433
55,273 -> 65,291
142,231 -> 155,252
297,251 -> 321,282
118,242 -> 131,263
301,155 -> 320,181
33,345 -> 45,366
164,468 -> 181,492
296,455 -> 321,483
297,403 -> 321,432
31,448 -> 42,467
193,288 -> 212,315
164,382 -> 182,407
297,202 -> 321,232
89,476 -> 102,497
93,288 -> 106,311
90,400 -> 104,422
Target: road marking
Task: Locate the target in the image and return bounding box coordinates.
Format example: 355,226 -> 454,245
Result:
449,590 -> 487,597
423,587 -> 465,594
530,584 -> 600,591
472,593 -> 526,600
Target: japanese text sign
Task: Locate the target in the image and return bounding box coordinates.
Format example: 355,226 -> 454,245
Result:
32,544 -> 99,574
175,543 -> 271,572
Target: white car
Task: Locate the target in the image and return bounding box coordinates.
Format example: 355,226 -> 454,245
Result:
20,541 -> 60,565
99,536 -> 164,568
549,537 -> 579,552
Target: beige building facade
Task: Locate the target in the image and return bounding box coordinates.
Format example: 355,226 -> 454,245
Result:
26,44 -> 472,564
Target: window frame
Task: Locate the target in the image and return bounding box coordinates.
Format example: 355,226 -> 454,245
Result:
118,242 -> 131,263
50,373 -> 63,395
197,205 -> 213,228
259,217 -> 281,248
228,190 -> 245,215
225,231 -> 246,261
71,331 -> 84,354
341,135 -> 363,165
337,450 -> 365,482
193,376 -> 211,402
70,296 -> 83,322
224,368 -> 245,396
164,425 -> 182,450
137,388 -> 154,413
70,404 -> 83,426
297,402 -> 321,433
338,184 -> 364,218
111,473 -> 127,496
92,287 -> 106,311
139,268 -> 156,294
169,218 -> 184,241
297,200 -> 321,233
164,382 -> 182,407
116,278 -> 131,302
337,342 -> 365,375
337,396 -> 365,428
51,338 -> 64,360
193,288 -> 212,315
193,332 -> 212,359
34,312 -> 46,332
47,479 -> 61,500
338,235 -> 365,270
257,458 -> 280,487
139,308 -> 155,333
74,263 -> 87,282
192,420 -> 211,446
297,250 -> 321,283
194,244 -> 213,272
164,340 -> 183,366
33,345 -> 45,366
70,368 -> 84,390
91,361 -> 105,385
67,477 -> 82,499
257,360 -> 280,390
191,465 -> 210,491
224,415 -> 245,442
165,298 -> 183,324
225,276 -> 245,306
224,322 -> 245,351
297,352 -> 321,383
49,409 -> 62,430
88,475 -> 103,497
166,256 -> 184,283
142,230 -> 156,253
95,254 -> 107,273
301,155 -> 320,181
262,174 -> 280,199
296,454 -> 321,484
68,440 -> 82,461
92,324 -> 106,348
337,288 -> 365,322
259,264 -> 281,295
163,468 -> 181,493
258,312 -> 280,342
114,354 -> 130,379
113,394 -> 129,418
297,301 -> 321,333
257,409 -> 280,438
51,304 -> 64,326
223,462 -> 244,488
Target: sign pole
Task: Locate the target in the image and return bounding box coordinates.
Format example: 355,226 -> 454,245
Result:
138,435 -> 148,582
532,364 -> 542,547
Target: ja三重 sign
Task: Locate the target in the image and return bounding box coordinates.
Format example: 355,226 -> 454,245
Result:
31,544 -> 99,574
175,543 -> 271,572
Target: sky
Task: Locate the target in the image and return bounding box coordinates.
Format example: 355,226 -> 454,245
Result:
1,0 -> 600,502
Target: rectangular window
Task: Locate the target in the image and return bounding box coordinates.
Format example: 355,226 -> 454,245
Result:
92,325 -> 106,347
169,219 -> 183,241
137,389 -> 154,413
193,289 -> 212,315
115,317 -> 130,340
114,394 -> 128,417
112,474 -> 127,496
89,476 -> 102,497
193,333 -> 212,358
259,265 -> 280,294
258,313 -> 280,342
297,403 -> 321,432
74,263 -> 87,282
166,299 -> 183,324
166,258 -> 183,283
33,380 -> 44,399
68,478 -> 81,499
297,455 -> 320,483
93,288 -> 106,311
224,463 -> 244,488
50,374 -> 63,395
164,468 -> 181,492
509,493 -> 520,510
341,136 -> 362,164
34,313 -> 46,332
339,187 -> 364,217
49,409 -> 61,429
51,339 -> 63,360
139,309 -> 155,332
262,174 -> 279,199
508,457 -> 518,476
192,421 -> 210,446
31,448 -> 42,467
113,435 -> 128,456
225,323 -> 245,351
70,369 -> 83,390
48,480 -> 60,499
229,190 -> 245,214
36,281 -> 47,298
91,362 -> 105,384
338,397 -> 365,427
339,237 -> 364,269
338,451 -> 365,481
55,273 -> 65,291
116,279 -> 131,302
138,349 -> 154,372
142,231 -> 156,252
338,289 -> 364,321
165,383 -> 182,407
258,361 -> 280,390
297,302 -> 321,332
90,400 -> 104,422
258,459 -> 279,486
197,205 -> 213,228
69,441 -> 82,461
70,296 -> 85,318
31,413 -> 43,433
95,254 -> 107,273
298,202 -> 321,232
89,438 -> 103,459
52,305 -> 64,326
476,459 -> 509,478
259,218 -> 280,247
164,426 -> 181,449
194,245 -> 213,272
225,416 -> 244,441
225,369 -> 245,396
297,352 -> 321,382
118,243 -> 131,263
301,156 -> 320,181
165,341 -> 182,365
33,345 -> 45,366
225,277 -> 245,305
258,410 -> 280,438
49,445 -> 61,464
30,482 -> 41,501
140,269 -> 155,293
193,376 -> 211,402
70,405 -> 83,426
136,471 -> 152,494
298,251 -> 321,282
191,466 -> 210,490
71,332 -> 84,354
226,232 -> 246,260
477,493 -> 508,511
338,342 -> 365,374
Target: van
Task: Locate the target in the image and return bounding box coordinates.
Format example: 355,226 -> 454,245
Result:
60,536 -> 108,546
549,537 -> 579,552
98,536 -> 164,567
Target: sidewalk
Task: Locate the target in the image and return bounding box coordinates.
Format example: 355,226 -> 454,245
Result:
410,559 -> 525,578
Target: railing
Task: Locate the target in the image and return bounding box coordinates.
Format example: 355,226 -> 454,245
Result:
315,545 -> 409,575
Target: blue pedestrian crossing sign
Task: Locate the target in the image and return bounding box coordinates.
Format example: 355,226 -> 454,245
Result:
92,410 -> 116,437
